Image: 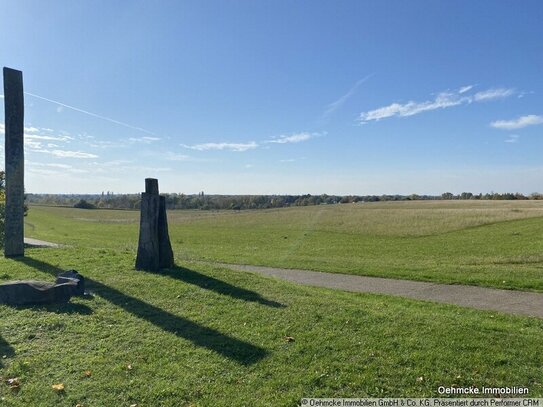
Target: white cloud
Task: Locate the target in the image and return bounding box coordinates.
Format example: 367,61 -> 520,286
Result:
165,153 -> 192,161
41,163 -> 73,169
27,168 -> 61,176
473,88 -> 514,102
86,140 -> 125,148
128,136 -> 161,144
360,91 -> 467,122
181,141 -> 258,152
24,126 -> 40,134
18,126 -> 75,153
91,160 -> 170,174
359,86 -> 516,122
124,165 -> 171,173
98,160 -> 133,167
25,134 -> 72,141
266,132 -> 321,144
24,140 -> 44,149
490,115 -> 543,130
517,90 -> 534,99
504,135 -> 520,143
36,149 -> 98,159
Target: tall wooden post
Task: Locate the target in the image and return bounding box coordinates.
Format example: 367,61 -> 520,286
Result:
3,67 -> 25,257
135,178 -> 174,271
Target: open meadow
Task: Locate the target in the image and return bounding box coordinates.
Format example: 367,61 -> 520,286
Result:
1,200 -> 543,405
25,200 -> 543,291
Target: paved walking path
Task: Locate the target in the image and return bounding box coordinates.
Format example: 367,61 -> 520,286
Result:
24,237 -> 63,248
219,263 -> 543,318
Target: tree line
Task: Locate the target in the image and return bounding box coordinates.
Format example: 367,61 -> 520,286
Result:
25,191 -> 543,211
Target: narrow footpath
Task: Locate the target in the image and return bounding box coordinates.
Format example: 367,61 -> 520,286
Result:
219,263 -> 543,319
24,237 -> 63,248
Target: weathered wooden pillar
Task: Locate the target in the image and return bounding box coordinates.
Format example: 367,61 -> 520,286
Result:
135,178 -> 174,271
3,68 -> 25,257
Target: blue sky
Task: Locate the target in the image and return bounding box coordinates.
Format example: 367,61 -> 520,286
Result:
1,1 -> 542,194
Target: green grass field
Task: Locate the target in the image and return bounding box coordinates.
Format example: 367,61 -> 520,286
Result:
1,201 -> 543,405
26,200 -> 543,291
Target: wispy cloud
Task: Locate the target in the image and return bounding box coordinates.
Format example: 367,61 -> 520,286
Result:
323,74 -> 373,119
128,136 -> 161,144
25,134 -> 73,142
34,149 -> 98,159
473,88 -> 514,102
31,162 -> 73,169
179,130 -> 321,153
265,132 -> 316,144
24,91 -> 157,136
90,159 -> 170,174
10,125 -> 80,155
181,141 -> 258,152
359,86 -> 516,123
490,114 -> 543,130
165,153 -> 192,161
102,160 -> 133,167
504,134 -> 520,143
50,150 -> 98,158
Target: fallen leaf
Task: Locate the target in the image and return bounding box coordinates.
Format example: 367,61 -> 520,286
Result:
127,364 -> 133,370
416,376 -> 424,382
284,336 -> 295,342
84,370 -> 92,378
52,383 -> 65,392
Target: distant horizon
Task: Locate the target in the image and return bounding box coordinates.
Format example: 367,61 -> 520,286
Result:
2,1 -> 542,194
25,190 -> 543,197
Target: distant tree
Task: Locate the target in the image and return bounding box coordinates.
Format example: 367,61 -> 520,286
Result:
441,192 -> 454,200
74,199 -> 97,209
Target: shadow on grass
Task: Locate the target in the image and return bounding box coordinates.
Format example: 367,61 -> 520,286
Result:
158,265 -> 285,308
0,335 -> 15,368
13,256 -> 268,366
12,302 -> 93,315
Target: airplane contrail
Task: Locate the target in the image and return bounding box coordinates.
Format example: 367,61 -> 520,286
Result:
23,91 -> 157,136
